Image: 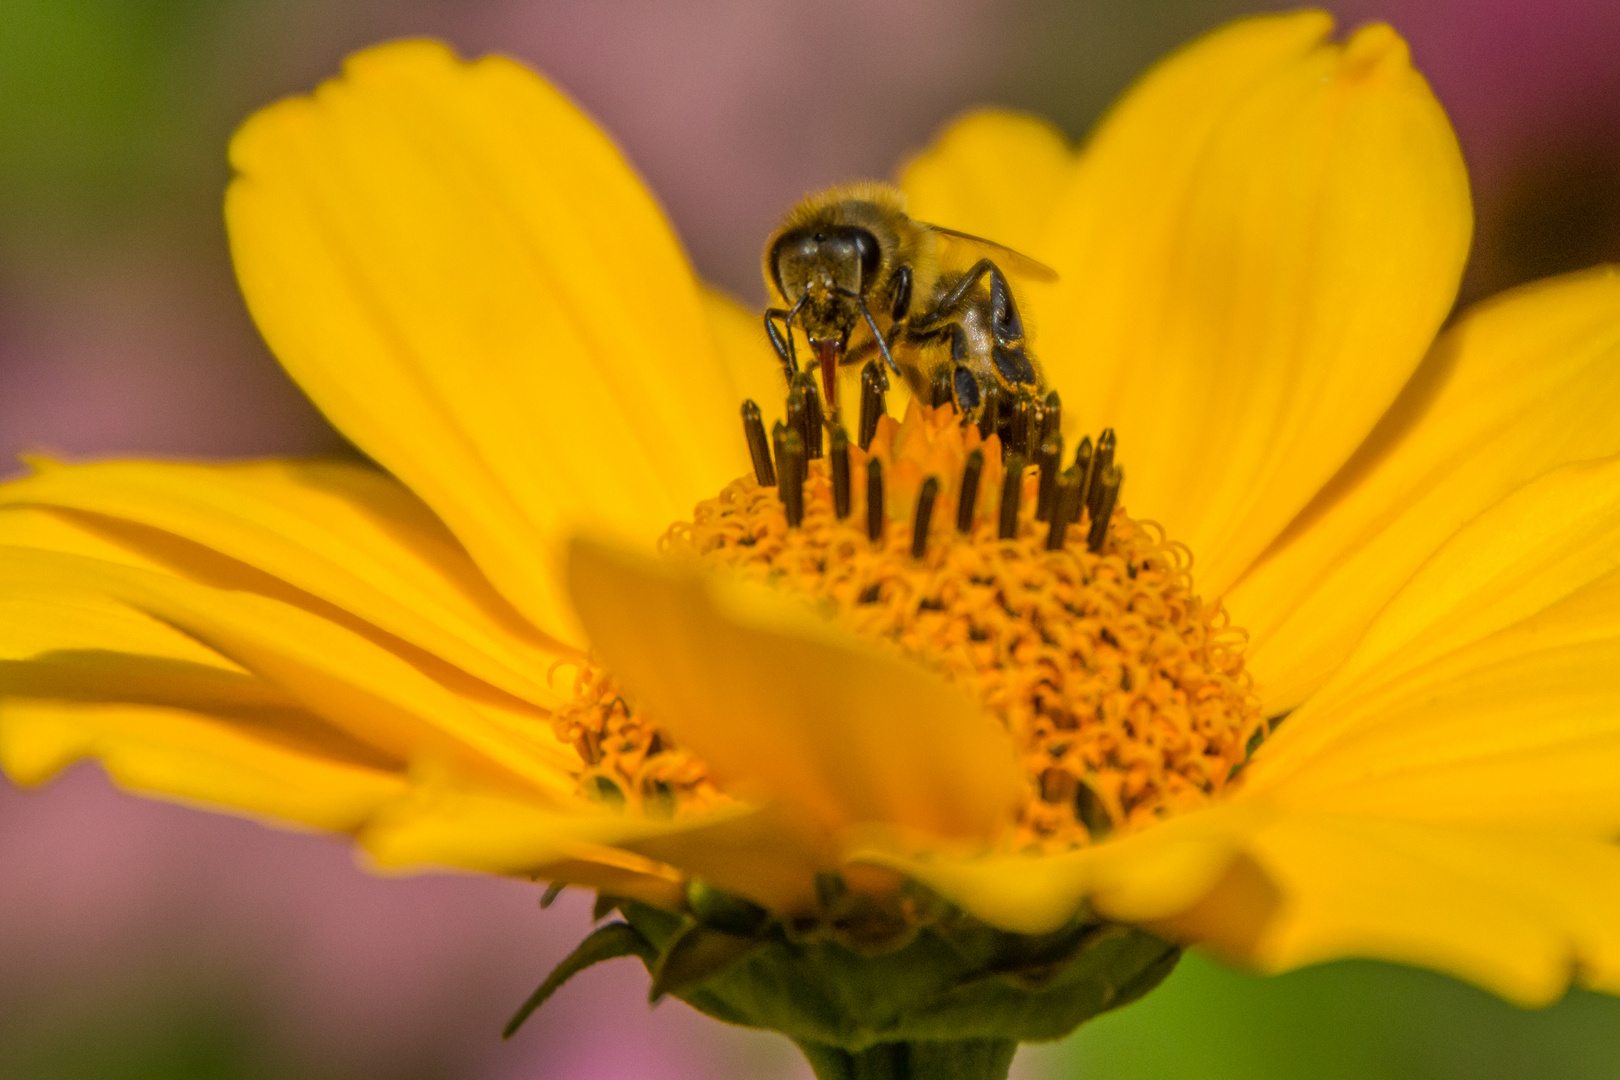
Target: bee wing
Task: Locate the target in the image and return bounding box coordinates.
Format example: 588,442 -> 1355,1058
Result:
923,223 -> 1059,282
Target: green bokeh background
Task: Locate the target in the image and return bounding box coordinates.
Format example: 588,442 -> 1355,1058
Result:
3,1 -> 1619,1077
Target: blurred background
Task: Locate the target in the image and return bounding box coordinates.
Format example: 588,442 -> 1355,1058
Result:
2,1 -> 1619,1077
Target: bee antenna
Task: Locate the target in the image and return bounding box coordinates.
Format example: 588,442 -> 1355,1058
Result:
840,290 -> 900,377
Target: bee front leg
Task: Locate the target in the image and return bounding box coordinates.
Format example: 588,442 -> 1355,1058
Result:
763,308 -> 798,380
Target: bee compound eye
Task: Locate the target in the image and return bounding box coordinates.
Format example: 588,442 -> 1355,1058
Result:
850,229 -> 882,286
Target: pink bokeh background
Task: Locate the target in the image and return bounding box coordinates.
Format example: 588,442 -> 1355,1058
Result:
3,2 -> 1617,1076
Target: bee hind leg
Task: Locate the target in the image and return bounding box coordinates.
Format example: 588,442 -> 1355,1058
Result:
993,343 -> 1038,387
953,365 -> 982,413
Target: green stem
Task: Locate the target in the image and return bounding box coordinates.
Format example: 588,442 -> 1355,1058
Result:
796,1039 -> 1018,1080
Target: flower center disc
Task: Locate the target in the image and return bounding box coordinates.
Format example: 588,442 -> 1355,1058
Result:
554,398 -> 1263,851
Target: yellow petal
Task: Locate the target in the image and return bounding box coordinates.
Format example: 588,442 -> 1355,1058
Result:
226,41 -> 748,641
0,504 -> 172,571
1,458 -> 565,706
0,699 -> 404,832
1035,13 -> 1470,596
357,780 -> 801,912
1249,454 -> 1620,792
703,285 -> 786,430
899,108 -> 1074,257
360,778 -> 662,870
1242,522 -> 1620,836
0,546 -> 576,800
1232,267 -> 1620,711
625,803 -> 832,915
1169,814 -> 1620,1006
854,803 -> 1270,935
565,536 -> 1021,841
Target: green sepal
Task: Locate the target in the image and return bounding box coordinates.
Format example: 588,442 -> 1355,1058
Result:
502,921 -> 655,1038
649,923 -> 764,1002
687,877 -> 770,936
618,898 -> 1179,1050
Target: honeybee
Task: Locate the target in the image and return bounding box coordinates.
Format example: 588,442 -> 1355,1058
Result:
762,181 -> 1054,418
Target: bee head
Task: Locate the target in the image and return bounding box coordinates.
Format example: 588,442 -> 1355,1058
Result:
769,225 -> 881,320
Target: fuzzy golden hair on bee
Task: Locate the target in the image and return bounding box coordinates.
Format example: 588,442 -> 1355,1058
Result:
762,182 -> 941,314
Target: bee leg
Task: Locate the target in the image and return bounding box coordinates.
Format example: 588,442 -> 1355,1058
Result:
936,259 -> 1039,390
947,323 -> 982,413
985,262 -> 1025,346
764,308 -> 798,379
953,366 -> 982,413
993,343 -> 1038,387
826,288 -> 900,378
910,258 -> 1000,332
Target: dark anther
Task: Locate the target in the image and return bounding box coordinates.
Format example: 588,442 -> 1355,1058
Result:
1041,390 -> 1062,444
957,448 -> 984,533
741,400 -> 776,486
1039,767 -> 1077,804
785,387 -> 807,459
978,385 -> 1005,445
1046,465 -> 1081,551
830,426 -> 851,519
1088,428 -> 1117,525
858,361 -> 887,451
771,420 -> 787,484
1095,427 -> 1116,476
998,454 -> 1024,540
866,458 -> 885,544
1075,782 -> 1113,839
1087,463 -> 1122,553
779,429 -> 806,527
929,365 -> 955,409
912,477 -> 940,558
1035,435 -> 1063,522
791,372 -> 824,459
786,384 -> 820,470
1073,435 -> 1094,514
1008,396 -> 1032,462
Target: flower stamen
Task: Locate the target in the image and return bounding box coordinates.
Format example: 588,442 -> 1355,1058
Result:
742,400 -> 776,486
558,387 -> 1263,852
911,476 -> 940,559
867,457 -> 885,542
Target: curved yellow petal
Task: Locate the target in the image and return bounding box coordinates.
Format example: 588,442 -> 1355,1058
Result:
358,781 -> 803,912
1167,814 -> 1620,1006
855,802 -> 1270,935
1035,13 -> 1470,596
0,586 -> 401,766
1251,454 -> 1620,788
624,803 -> 834,915
1231,267 -> 1620,711
565,536 -> 1021,842
899,108 -> 1074,257
0,504 -> 173,571
1,458 -> 566,706
0,546 -> 576,800
1247,568 -> 1620,833
0,700 -> 404,833
226,41 -> 748,641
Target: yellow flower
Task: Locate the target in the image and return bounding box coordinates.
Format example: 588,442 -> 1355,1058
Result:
3,8 -> 1619,1040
